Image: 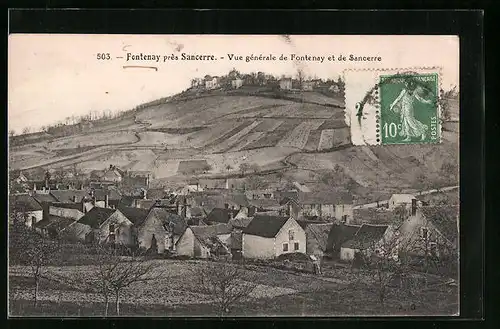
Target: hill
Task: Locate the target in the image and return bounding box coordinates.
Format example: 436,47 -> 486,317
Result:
9,87 -> 459,196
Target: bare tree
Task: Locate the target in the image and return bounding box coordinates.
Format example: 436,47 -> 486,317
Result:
197,262 -> 257,316
440,162 -> 458,184
108,251 -> 158,315
296,69 -> 304,85
10,216 -> 59,307
276,171 -> 284,183
239,163 -> 250,177
245,175 -> 267,190
74,243 -> 158,316
345,178 -> 358,196
320,171 -> 336,185
352,229 -> 414,306
22,126 -> 31,135
202,164 -> 213,174
415,173 -> 428,195
249,163 -> 260,174
225,164 -> 233,173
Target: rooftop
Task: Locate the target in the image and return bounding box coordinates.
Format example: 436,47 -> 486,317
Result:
228,217 -> 253,229
117,206 -> 150,226
305,223 -> 334,252
205,208 -> 240,224
341,224 -> 389,250
353,208 -> 400,225
34,215 -> 75,232
77,207 -> 116,228
146,207 -> 187,234
242,215 -> 290,238
9,194 -> 43,212
421,205 -> 459,246
51,202 -> 84,211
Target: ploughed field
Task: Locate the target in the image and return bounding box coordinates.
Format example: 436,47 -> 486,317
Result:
9,259 -> 458,317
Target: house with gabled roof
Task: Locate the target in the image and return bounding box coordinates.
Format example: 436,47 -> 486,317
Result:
242,215 -> 306,259
9,194 -> 44,227
280,191 -> 353,221
388,194 -> 418,211
397,205 -> 458,259
175,223 -> 232,258
136,207 -> 187,253
352,208 -> 403,226
49,202 -> 86,221
340,224 -> 391,261
205,207 -> 240,224
326,223 -> 361,258
34,215 -> 75,239
302,223 -> 334,258
49,190 -> 90,204
77,207 -> 135,246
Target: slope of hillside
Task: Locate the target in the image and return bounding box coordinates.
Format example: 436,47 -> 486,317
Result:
10,89 -> 459,195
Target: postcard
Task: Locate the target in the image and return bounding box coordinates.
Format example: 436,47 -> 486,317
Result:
8,34 -> 459,317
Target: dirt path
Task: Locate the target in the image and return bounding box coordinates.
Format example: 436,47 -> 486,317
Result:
18,133 -> 143,171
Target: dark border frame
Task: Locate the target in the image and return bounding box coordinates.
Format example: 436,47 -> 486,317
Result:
5,8 -> 485,328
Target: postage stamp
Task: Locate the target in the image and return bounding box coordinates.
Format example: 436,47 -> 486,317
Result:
344,67 -> 442,145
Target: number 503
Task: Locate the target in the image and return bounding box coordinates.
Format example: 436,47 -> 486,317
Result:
383,122 -> 401,138
97,53 -> 111,60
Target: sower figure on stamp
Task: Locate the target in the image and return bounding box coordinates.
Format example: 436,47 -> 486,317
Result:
389,79 -> 433,142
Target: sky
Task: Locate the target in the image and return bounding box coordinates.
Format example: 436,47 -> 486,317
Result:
8,34 -> 459,133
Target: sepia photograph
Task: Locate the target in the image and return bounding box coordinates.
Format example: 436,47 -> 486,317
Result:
8,34 -> 460,317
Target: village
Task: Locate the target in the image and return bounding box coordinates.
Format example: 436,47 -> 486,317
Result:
9,161 -> 458,275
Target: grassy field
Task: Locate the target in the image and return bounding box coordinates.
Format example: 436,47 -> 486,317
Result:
9,259 -> 458,317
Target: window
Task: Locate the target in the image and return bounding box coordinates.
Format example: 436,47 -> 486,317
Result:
109,224 -> 115,233
288,230 -> 295,241
421,227 -> 429,240
294,242 -> 299,251
283,243 -> 289,252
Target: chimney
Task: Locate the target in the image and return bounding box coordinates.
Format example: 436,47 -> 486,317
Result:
45,177 -> 49,189
105,194 -> 109,208
146,174 -> 150,189
229,210 -> 234,220
225,178 -> 229,190
411,198 -> 417,216
72,195 -> 77,203
224,203 -> 229,209
142,190 -> 147,200
33,183 -> 37,191
82,200 -> 86,213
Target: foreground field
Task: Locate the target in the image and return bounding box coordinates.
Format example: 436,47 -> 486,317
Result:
9,259 -> 458,317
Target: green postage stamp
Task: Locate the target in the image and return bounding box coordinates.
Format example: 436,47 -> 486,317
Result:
343,68 -> 442,145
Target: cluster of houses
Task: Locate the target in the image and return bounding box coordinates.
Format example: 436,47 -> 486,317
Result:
10,162 -> 459,264
11,165 -> 151,194
189,69 -> 343,93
